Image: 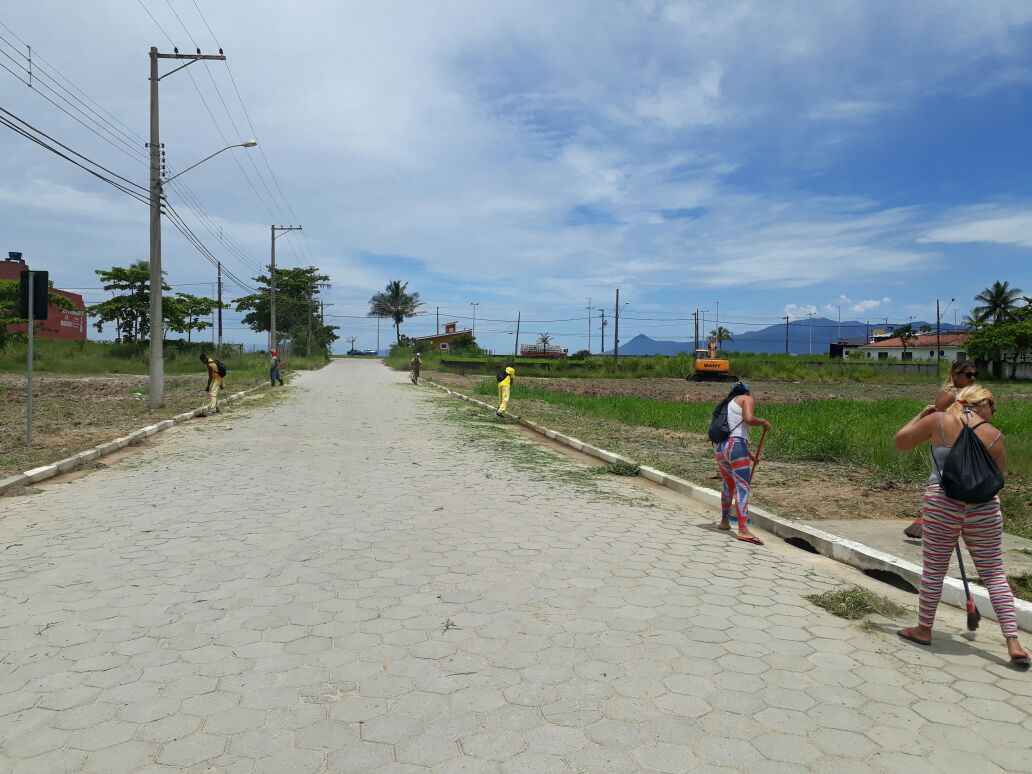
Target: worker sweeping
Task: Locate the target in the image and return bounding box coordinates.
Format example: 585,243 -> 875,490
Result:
496,365 -> 515,417
708,381 -> 771,545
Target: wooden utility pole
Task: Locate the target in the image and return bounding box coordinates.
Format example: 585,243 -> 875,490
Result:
513,311 -> 521,357
216,262 -> 223,353
694,309 -> 700,352
784,316 -> 790,354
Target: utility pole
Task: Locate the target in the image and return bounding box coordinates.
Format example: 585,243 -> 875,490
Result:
587,297 -> 592,353
514,311 -> 521,358
270,224 -> 302,352
837,305 -> 841,341
26,270 -> 33,448
694,309 -> 700,352
436,306 -> 439,335
376,316 -> 380,354
149,45 -> 226,409
216,262 -> 223,353
784,316 -> 790,354
307,287 -> 313,357
613,288 -> 620,363
348,336 -> 358,353
470,302 -> 479,337
808,312 -> 815,355
598,308 -> 606,354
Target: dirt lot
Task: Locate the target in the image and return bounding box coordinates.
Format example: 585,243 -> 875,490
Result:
425,371 -> 952,523
0,373 -> 262,479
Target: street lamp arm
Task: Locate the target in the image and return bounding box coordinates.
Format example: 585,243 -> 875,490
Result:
163,140 -> 257,184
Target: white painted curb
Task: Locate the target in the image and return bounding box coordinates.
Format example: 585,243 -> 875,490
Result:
0,382 -> 268,497
425,379 -> 1032,633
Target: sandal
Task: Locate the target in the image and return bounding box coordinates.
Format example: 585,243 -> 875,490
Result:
897,628 -> 931,647
735,534 -> 764,546
717,522 -> 732,531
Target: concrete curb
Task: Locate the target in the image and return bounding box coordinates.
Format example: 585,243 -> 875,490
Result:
0,383 -> 268,497
425,379 -> 1032,633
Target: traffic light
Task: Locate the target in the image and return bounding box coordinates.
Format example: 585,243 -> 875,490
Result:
18,270 -> 49,320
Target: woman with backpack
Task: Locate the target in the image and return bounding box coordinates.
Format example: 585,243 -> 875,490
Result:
496,365 -> 515,417
711,381 -> 771,546
894,385 -> 1029,669
904,360 -> 978,538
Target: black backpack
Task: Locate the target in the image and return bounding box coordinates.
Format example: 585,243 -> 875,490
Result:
934,418 -> 1004,503
708,396 -> 742,444
215,359 -> 227,378
497,369 -> 509,383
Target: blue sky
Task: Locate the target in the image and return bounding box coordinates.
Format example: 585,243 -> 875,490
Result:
1,1 -> 1031,354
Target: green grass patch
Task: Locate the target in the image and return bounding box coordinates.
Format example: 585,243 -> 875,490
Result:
806,586 -> 908,620
471,381 -> 1032,480
605,461 -> 641,476
1010,573 -> 1032,603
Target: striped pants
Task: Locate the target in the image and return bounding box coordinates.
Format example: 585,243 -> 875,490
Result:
919,485 -> 1018,638
715,437 -> 752,529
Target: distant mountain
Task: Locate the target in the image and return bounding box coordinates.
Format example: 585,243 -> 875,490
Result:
616,319 -> 965,356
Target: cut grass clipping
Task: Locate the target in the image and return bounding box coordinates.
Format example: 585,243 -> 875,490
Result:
1010,573 -> 1032,603
605,461 -> 641,476
806,586 -> 908,621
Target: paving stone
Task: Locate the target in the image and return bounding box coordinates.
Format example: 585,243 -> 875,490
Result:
4,360 -> 1031,774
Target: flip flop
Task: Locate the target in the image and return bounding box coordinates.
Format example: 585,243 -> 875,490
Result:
1011,653 -> 1031,670
717,523 -> 732,531
735,534 -> 764,546
897,628 -> 931,647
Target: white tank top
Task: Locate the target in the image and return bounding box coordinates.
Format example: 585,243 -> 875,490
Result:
726,398 -> 748,440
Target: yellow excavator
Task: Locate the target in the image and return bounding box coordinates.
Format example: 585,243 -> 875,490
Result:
691,337 -> 733,381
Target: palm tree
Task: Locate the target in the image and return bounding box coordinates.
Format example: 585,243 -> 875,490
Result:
972,281 -> 1023,324
368,280 -> 423,343
536,332 -> 554,352
709,326 -> 733,350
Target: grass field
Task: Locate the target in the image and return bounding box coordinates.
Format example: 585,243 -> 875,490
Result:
449,375 -> 1032,540
0,339 -> 328,377
388,346 -> 949,383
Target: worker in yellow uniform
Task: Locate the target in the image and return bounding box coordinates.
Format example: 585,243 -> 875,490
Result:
200,351 -> 224,416
496,365 -> 515,417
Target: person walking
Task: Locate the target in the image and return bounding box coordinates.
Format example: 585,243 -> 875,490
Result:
200,351 -> 224,416
496,365 -> 515,417
895,385 -> 1029,669
712,381 -> 771,546
269,349 -> 284,387
410,352 -> 422,384
904,359 -> 978,538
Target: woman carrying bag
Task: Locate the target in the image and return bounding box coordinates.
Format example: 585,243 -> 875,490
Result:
904,360 -> 978,539
894,385 -> 1029,669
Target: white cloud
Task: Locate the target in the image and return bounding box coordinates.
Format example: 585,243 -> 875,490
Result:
918,206 -> 1032,247
785,304 -> 817,319
808,100 -> 890,121
852,297 -> 891,313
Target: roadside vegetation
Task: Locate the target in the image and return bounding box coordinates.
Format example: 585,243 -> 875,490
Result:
806,586 -> 908,620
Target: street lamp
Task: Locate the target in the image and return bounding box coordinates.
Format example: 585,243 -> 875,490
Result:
149,137 -> 256,409
163,140 -> 257,183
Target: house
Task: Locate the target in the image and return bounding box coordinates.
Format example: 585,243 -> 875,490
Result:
409,321 -> 473,352
858,332 -> 969,362
1,253 -> 88,341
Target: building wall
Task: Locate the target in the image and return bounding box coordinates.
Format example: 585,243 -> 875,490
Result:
2,260 -> 88,341
859,345 -> 965,362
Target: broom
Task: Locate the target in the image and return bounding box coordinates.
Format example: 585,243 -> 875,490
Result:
955,546 -> 981,631
750,426 -> 769,482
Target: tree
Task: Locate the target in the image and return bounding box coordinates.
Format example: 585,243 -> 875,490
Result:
709,326 -> 733,350
0,280 -> 75,350
918,324 -> 932,334
968,319 -> 1032,379
972,280 -> 1023,325
235,265 -> 338,355
368,280 -> 423,343
88,261 -> 174,342
167,293 -> 216,343
537,332 -> 554,350
894,324 -> 916,355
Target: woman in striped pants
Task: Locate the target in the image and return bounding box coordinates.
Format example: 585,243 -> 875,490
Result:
894,386 -> 1029,669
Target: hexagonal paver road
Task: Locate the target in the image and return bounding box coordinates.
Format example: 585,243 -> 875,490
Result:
0,359 -> 1029,773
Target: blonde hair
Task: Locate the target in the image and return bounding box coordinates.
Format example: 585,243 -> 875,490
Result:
948,385 -> 994,416
943,359 -> 976,390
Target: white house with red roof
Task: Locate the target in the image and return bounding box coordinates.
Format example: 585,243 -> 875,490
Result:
858,332 -> 969,362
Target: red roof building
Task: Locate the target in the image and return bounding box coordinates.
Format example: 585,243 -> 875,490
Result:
858,332 -> 968,361
1,255 -> 88,341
